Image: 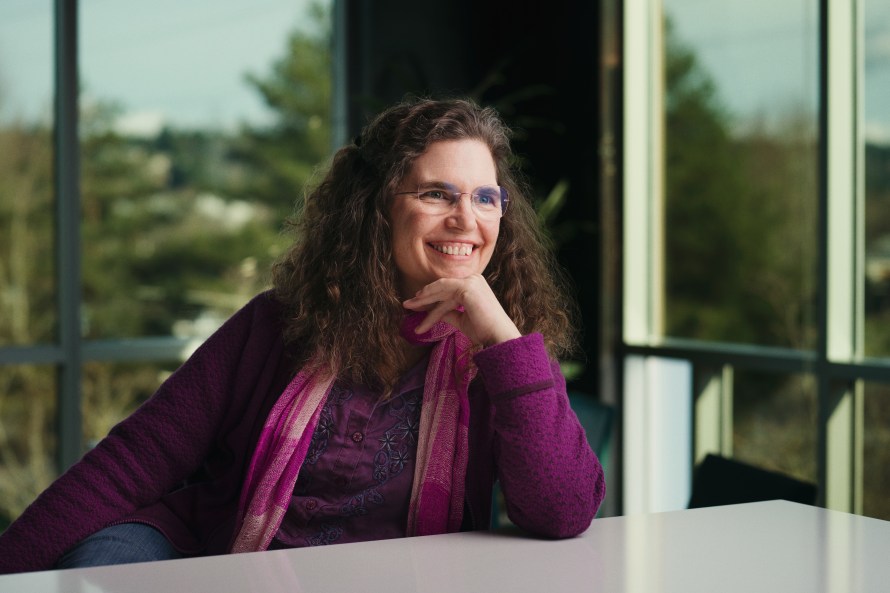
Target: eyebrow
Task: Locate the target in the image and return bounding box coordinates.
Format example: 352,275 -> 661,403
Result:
416,180 -> 460,191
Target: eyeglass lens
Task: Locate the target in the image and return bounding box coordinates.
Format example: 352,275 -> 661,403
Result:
415,185 -> 507,218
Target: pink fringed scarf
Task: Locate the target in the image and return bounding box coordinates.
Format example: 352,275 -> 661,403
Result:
231,313 -> 475,553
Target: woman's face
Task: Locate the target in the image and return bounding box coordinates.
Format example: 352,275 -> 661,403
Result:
390,139 -> 501,299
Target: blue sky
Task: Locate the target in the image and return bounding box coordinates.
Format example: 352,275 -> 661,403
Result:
668,0 -> 890,142
0,0 -> 316,131
0,0 -> 888,142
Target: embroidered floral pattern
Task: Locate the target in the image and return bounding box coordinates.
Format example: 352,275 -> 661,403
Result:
373,390 -> 421,484
304,384 -> 354,465
303,386 -> 422,546
305,523 -> 343,546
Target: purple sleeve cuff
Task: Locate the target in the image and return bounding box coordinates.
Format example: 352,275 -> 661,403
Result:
472,333 -> 554,400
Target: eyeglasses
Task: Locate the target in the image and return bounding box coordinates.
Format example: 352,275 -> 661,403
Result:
394,184 -> 509,220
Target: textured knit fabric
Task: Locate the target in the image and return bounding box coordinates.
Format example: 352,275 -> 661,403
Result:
0,291 -> 605,575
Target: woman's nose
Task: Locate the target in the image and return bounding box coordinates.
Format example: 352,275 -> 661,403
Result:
446,194 -> 477,228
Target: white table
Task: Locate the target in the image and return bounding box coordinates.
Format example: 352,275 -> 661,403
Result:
1,500 -> 888,592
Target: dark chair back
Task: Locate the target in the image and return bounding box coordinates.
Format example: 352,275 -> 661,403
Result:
567,392 -> 614,477
688,454 -> 817,509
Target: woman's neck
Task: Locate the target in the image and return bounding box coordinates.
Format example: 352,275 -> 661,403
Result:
400,342 -> 431,374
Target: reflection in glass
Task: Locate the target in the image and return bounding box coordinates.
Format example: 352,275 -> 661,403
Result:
79,0 -> 333,339
661,0 -> 818,349
0,2 -> 56,346
732,370 -> 817,485
863,383 -> 890,521
82,361 -> 179,448
0,365 -> 57,530
864,0 -> 890,358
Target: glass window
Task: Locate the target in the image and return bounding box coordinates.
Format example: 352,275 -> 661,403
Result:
82,361 -> 180,448
79,0 -> 333,339
732,370 -> 817,485
0,365 -> 57,530
0,1 -> 56,346
864,0 -> 890,358
863,382 -> 890,521
661,0 -> 819,349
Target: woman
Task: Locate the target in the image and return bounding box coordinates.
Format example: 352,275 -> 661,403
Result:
0,97 -> 605,574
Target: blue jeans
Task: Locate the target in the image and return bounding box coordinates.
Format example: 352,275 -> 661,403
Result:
55,523 -> 183,569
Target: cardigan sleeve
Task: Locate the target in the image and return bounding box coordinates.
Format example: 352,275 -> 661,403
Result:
473,333 -> 605,538
0,292 -> 280,574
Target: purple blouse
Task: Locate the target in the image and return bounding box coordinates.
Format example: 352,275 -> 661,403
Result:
272,359 -> 427,548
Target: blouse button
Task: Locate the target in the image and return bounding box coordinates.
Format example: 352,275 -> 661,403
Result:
304,499 -> 318,511
351,431 -> 364,443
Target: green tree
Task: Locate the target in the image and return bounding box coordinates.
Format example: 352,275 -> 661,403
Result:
864,144 -> 890,356
0,119 -> 56,526
232,2 -> 332,217
662,19 -> 820,485
74,3 -> 336,447
663,21 -> 817,350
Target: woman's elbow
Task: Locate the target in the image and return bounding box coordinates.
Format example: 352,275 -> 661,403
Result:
509,482 -> 605,539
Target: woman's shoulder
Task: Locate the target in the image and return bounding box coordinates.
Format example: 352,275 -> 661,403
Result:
247,288 -> 284,312
228,289 -> 287,327
191,290 -> 288,357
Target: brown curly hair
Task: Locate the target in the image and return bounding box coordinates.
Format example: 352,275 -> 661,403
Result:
272,97 -> 578,390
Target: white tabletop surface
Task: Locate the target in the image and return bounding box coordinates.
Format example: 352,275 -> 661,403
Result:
2,500 -> 889,592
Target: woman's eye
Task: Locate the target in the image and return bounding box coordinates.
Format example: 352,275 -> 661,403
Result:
474,189 -> 499,207
420,190 -> 449,201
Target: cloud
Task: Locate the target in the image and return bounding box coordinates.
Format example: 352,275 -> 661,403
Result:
114,110 -> 166,138
865,121 -> 890,146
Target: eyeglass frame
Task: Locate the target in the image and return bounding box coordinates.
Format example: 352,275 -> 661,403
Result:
392,183 -> 509,219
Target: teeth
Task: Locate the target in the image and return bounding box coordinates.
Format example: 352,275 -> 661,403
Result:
433,244 -> 472,256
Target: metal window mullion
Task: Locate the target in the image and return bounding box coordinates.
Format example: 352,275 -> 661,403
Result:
851,0 -> 866,515
54,0 -> 83,472
622,0 -> 654,515
82,336 -> 202,363
0,345 -> 65,366
853,0 -> 865,364
598,0 -> 623,519
820,0 -> 863,513
694,364 -> 734,464
623,0 -> 662,345
622,0 -> 684,515
331,0 -> 348,150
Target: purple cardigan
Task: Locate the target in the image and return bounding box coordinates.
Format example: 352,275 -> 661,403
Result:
0,292 -> 604,574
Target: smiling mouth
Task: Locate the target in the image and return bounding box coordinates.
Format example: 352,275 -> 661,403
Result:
429,243 -> 474,256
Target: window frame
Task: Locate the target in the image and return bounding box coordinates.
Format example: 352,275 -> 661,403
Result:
619,0 -> 889,516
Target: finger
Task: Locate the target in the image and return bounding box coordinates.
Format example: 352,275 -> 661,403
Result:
415,300 -> 459,334
438,309 -> 465,333
410,278 -> 458,298
402,298 -> 437,312
403,283 -> 462,310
